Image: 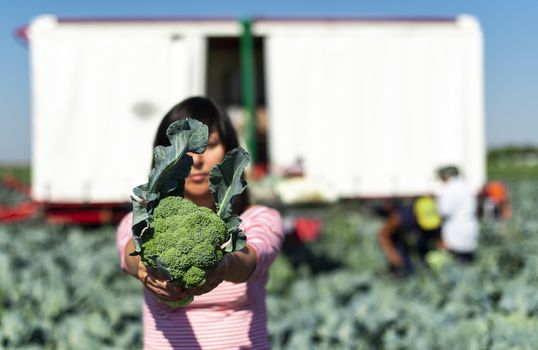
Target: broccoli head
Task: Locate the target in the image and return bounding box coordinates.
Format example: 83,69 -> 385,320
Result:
141,196 -> 229,290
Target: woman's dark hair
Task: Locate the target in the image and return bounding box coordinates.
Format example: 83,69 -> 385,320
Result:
153,96 -> 250,214
153,97 -> 238,152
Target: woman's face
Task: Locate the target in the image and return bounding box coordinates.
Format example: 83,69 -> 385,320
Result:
184,129 -> 225,201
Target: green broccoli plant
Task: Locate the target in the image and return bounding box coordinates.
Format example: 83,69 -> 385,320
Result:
129,118 -> 249,307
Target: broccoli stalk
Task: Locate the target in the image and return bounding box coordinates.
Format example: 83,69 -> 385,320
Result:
129,119 -> 249,307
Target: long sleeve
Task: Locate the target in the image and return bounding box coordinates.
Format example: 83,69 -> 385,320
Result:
240,205 -> 285,280
116,212 -> 133,272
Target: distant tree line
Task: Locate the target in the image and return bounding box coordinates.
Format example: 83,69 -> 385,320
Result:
488,145 -> 538,168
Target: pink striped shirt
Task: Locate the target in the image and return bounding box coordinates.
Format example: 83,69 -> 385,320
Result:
116,205 -> 284,350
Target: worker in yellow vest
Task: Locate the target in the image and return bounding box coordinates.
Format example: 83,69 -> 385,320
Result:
377,196 -> 442,276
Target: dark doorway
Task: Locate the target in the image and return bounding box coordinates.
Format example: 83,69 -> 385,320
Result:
206,37 -> 268,166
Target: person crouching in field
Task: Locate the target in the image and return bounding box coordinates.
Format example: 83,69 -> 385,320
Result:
377,196 -> 442,276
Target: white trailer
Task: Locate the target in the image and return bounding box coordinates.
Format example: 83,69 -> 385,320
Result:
25,15 -> 484,218
261,16 -> 484,198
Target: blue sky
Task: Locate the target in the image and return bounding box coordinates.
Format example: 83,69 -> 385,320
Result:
0,0 -> 536,163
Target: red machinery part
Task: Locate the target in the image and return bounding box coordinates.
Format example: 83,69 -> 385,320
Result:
0,175 -> 38,223
0,202 -> 39,223
43,202 -> 130,225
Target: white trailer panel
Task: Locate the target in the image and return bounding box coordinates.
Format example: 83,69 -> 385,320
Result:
28,16 -> 241,202
263,16 -> 484,197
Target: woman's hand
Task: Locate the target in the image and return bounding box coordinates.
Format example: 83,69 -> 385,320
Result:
125,239 -> 187,302
137,261 -> 189,302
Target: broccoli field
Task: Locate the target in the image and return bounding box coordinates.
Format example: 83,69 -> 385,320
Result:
0,179 -> 537,349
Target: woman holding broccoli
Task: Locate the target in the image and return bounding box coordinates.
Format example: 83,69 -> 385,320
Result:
116,97 -> 284,349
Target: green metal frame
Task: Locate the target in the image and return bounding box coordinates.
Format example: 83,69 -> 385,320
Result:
240,18 -> 257,164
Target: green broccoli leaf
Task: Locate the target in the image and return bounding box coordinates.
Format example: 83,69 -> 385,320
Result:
131,119 -> 208,249
209,147 -> 250,252
210,147 -> 249,219
147,118 -> 208,196
129,196 -> 150,255
223,215 -> 246,252
155,256 -> 173,280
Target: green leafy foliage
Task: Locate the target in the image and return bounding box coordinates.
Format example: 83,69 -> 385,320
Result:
2,179 -> 538,349
0,224 -> 141,349
266,180 -> 538,349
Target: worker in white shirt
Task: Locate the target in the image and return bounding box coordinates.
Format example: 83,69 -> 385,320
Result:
435,166 -> 479,262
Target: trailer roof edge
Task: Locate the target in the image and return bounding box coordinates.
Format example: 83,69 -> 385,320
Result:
16,14 -> 465,43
